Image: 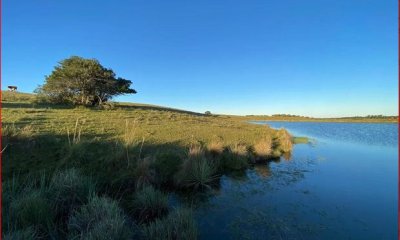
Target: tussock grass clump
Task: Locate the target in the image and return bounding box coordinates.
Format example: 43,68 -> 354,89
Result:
134,157 -> 156,189
50,168 -> 96,219
273,129 -> 293,153
143,208 -> 198,240
131,185 -> 169,223
176,154 -> 219,190
207,139 -> 224,156
188,144 -> 204,158
153,152 -> 182,186
253,137 -> 272,160
68,195 -> 133,240
3,227 -> 37,240
10,187 -> 55,238
221,144 -> 249,171
3,176 -> 57,238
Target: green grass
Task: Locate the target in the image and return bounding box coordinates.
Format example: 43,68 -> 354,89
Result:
50,168 -> 96,220
130,185 -> 169,223
142,208 -> 198,240
3,91 -> 302,239
3,227 -> 38,240
3,175 -> 56,238
176,153 -> 219,190
292,137 -> 309,144
67,195 -> 133,240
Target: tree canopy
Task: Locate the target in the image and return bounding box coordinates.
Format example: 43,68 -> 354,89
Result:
39,56 -> 136,105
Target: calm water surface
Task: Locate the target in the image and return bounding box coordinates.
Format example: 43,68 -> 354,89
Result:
188,122 -> 398,239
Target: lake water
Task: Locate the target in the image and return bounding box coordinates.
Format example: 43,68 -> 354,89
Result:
192,121 -> 398,239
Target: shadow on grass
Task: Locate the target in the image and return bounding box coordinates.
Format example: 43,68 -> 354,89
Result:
2,102 -> 75,109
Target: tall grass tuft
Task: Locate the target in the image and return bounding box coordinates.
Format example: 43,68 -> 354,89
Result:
273,129 -> 293,153
176,152 -> 219,190
188,143 -> 204,158
67,118 -> 84,146
153,152 -> 182,186
50,168 -> 96,220
7,178 -> 55,238
131,185 -> 169,223
68,195 -> 133,240
134,157 -> 156,189
142,208 -> 198,240
207,139 -> 224,156
253,137 -> 272,160
221,143 -> 249,171
3,227 -> 37,240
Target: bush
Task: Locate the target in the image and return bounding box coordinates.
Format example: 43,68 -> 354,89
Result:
50,168 -> 96,219
142,208 -> 198,240
68,195 -> 133,240
131,185 -> 169,223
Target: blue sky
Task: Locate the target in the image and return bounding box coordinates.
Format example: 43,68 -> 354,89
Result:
3,0 -> 398,117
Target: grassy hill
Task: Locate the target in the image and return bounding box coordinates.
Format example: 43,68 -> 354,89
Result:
2,91 -> 296,239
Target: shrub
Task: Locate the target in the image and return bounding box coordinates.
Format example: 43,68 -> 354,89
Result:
142,208 -> 198,240
50,168 -> 96,220
153,153 -> 182,186
68,195 -> 133,240
131,185 -> 169,223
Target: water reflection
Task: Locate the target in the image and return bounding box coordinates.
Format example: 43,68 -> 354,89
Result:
253,164 -> 271,178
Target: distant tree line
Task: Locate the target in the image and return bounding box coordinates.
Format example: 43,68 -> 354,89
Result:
36,56 -> 136,106
341,115 -> 398,119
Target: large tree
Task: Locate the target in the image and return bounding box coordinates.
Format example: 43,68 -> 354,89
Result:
39,56 -> 136,105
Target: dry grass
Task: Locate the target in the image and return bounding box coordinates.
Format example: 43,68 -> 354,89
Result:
254,137 -> 272,158
207,139 -> 224,155
274,129 -> 293,153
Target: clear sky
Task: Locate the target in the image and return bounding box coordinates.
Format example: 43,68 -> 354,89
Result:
3,0 -> 398,117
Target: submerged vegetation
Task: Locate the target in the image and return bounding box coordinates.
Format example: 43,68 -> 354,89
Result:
2,91 -> 298,239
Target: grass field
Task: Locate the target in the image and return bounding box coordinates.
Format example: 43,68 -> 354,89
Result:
2,91 -> 397,239
2,91 -> 299,239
